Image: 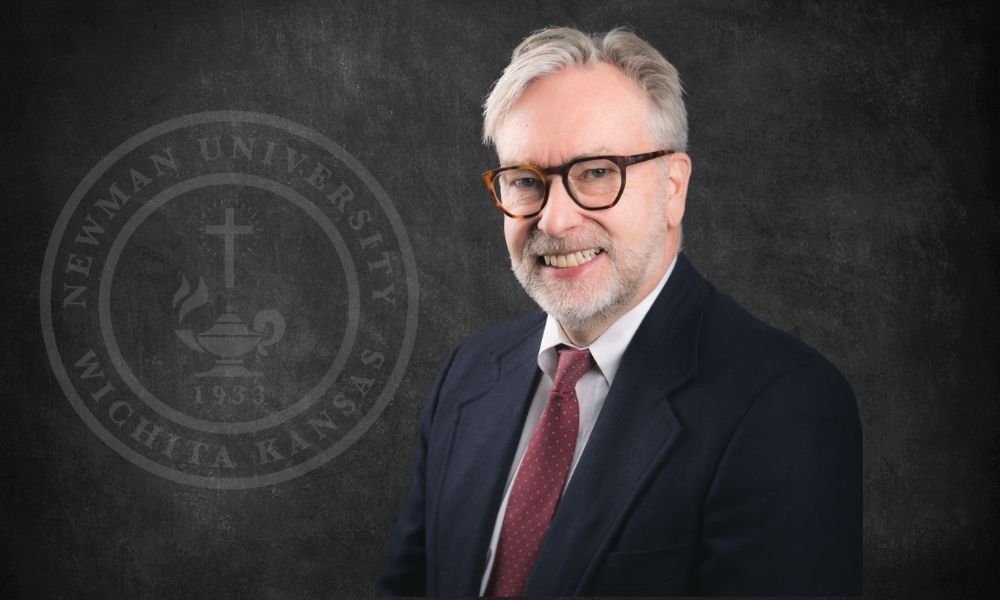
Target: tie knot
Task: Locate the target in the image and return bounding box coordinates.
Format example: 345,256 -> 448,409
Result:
553,345 -> 593,389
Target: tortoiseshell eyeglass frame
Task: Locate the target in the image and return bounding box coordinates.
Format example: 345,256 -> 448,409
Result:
481,149 -> 674,219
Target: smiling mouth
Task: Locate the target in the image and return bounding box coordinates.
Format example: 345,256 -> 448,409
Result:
540,248 -> 603,268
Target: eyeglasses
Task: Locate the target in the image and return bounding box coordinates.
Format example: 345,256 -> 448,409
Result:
482,149 -> 674,219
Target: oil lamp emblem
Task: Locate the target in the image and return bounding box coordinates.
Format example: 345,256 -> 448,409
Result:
172,207 -> 285,377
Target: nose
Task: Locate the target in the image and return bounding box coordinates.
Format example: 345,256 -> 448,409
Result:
536,176 -> 585,238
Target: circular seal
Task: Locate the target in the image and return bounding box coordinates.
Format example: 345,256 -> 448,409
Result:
40,111 -> 418,489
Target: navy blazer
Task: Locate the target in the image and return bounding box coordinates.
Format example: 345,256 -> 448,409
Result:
380,254 -> 862,596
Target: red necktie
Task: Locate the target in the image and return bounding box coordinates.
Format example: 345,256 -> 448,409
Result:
486,346 -> 594,596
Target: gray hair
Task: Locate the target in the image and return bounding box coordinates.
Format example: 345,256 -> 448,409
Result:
482,26 -> 688,152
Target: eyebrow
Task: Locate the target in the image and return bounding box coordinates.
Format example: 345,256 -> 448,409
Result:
500,148 -> 617,169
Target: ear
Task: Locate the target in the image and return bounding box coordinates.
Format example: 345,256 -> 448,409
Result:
664,152 -> 691,228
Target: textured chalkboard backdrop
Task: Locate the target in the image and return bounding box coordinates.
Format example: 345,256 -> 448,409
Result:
2,1 -> 997,598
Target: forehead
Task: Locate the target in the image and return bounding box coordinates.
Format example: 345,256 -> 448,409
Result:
495,61 -> 656,165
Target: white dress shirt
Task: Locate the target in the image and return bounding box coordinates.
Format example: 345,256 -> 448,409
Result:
479,256 -> 677,594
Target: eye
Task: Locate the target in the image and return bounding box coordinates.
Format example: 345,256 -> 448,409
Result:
571,159 -> 620,182
512,176 -> 542,189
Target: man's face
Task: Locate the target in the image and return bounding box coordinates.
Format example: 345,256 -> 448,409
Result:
494,62 -> 688,335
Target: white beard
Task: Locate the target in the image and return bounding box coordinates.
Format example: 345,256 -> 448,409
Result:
510,201 -> 668,334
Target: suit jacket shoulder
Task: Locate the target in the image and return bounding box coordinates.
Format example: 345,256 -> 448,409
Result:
431,309 -> 546,415
696,280 -> 854,414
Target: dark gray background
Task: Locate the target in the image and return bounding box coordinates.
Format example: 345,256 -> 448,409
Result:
2,0 -> 998,598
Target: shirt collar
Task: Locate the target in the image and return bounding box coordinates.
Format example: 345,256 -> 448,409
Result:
537,255 -> 677,384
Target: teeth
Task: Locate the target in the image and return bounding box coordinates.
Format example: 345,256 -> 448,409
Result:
542,248 -> 601,268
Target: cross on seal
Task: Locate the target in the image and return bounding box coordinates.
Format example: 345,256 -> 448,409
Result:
204,207 -> 254,289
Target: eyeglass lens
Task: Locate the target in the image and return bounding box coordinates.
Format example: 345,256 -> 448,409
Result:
492,158 -> 623,216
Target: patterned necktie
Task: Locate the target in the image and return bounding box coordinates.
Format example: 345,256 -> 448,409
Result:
486,345 -> 594,596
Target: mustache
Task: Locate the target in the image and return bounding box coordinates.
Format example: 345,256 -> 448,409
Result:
521,227 -> 612,257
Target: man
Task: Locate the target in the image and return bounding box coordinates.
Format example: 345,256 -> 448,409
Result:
380,26 -> 861,596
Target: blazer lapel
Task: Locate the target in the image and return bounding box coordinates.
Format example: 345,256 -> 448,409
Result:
526,254 -> 711,595
433,315 -> 545,595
